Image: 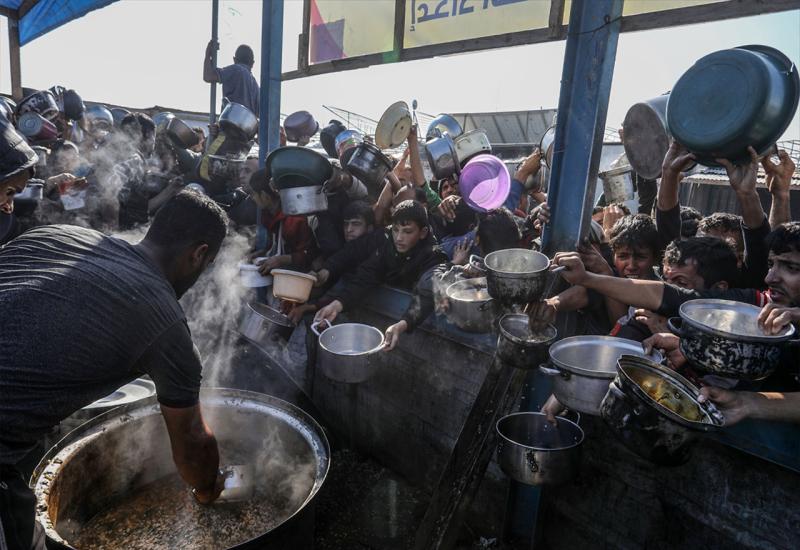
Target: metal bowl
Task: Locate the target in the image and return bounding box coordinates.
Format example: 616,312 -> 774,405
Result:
219,101 -> 258,140
496,314 -> 557,369
425,113 -> 463,141
267,146 -> 333,190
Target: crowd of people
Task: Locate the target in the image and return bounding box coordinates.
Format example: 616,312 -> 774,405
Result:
1,37 -> 799,550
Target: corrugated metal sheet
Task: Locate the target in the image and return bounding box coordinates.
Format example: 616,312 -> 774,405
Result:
450,109 -> 557,145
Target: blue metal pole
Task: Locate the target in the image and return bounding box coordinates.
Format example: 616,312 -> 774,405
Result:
541,0 -> 623,256
507,0 -> 623,543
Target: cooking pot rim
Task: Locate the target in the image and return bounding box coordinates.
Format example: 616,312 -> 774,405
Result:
317,322 -> 385,356
548,335 -> 663,378
496,412 -> 584,452
678,298 -> 795,342
445,277 -> 492,303
247,302 -> 294,328
498,314 -> 557,347
484,248 -> 550,275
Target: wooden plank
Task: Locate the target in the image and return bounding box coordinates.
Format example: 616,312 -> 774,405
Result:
548,0 -> 567,39
8,17 -> 22,101
297,0 -> 310,71
414,356 -> 527,550
393,0 -> 406,53
17,0 -> 38,19
0,7 -> 17,19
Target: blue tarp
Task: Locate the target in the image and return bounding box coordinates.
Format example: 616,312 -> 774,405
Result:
2,0 -> 118,45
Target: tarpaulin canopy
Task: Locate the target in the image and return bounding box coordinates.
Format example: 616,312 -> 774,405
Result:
0,0 -> 118,45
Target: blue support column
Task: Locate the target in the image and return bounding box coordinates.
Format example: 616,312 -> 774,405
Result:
541,0 -> 623,256
507,0 -> 623,543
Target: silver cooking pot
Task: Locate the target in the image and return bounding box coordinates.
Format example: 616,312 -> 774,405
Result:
540,336 -> 663,416
445,277 -> 496,333
220,101 -> 258,140
345,142 -> 392,190
598,164 -> 635,203
167,117 -> 200,149
475,249 -> 551,305
279,185 -> 329,215
539,125 -> 556,168
496,314 -> 557,370
425,113 -> 463,141
496,412 -> 583,486
33,388 -> 330,550
238,302 -> 295,353
311,321 -> 384,384
424,133 -> 459,180
622,93 -> 671,180
207,153 -> 247,183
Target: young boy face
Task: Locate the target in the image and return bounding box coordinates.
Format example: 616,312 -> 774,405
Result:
343,217 -> 370,242
613,245 -> 656,279
392,221 -> 428,254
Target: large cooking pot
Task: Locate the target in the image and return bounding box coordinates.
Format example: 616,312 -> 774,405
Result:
622,93 -> 671,179
167,117 -> 200,149
17,112 -> 59,142
600,355 -> 724,465
496,412 -> 583,486
283,110 -> 319,143
668,299 -> 796,380
153,111 -> 175,134
454,129 -> 492,168
345,142 -> 393,190
598,164 -> 635,203
311,321 -> 385,384
220,101 -> 259,140
477,249 -> 551,305
238,302 -> 294,352
33,388 -> 330,549
267,146 -> 333,190
334,129 -> 363,165
539,125 -> 556,168
425,113 -> 463,141
279,185 -> 329,215
424,133 -> 459,180
207,153 -> 247,183
540,336 -> 663,416
110,107 -> 130,128
319,119 -> 347,158
17,90 -> 59,121
496,314 -> 557,370
667,45 -> 800,166
445,277 -> 497,333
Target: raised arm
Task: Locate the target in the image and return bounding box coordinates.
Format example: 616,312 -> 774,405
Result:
718,146 -> 766,230
657,142 -> 696,211
762,149 -> 794,229
203,40 -> 220,83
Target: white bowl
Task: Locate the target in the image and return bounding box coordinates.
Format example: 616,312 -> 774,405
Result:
239,260 -> 273,288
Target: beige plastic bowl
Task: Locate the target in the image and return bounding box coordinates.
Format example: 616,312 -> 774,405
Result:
272,269 -> 317,303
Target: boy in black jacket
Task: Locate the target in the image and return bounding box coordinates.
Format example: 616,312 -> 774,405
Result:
314,200 -> 448,350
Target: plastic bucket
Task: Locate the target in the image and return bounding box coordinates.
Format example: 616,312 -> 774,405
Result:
458,154 -> 510,212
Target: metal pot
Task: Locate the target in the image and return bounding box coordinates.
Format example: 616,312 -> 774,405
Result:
445,277 -> 496,333
207,153 -> 247,183
600,355 -> 724,465
167,117 -> 200,149
345,142 -> 392,189
424,133 -> 459,180
17,112 -> 58,142
279,185 -> 329,215
598,164 -> 634,203
283,110 -> 319,143
454,129 -> 492,167
17,90 -> 59,121
33,388 -> 330,549
153,111 -> 175,134
311,321 -> 384,383
622,93 -> 671,180
496,314 -> 557,369
334,129 -> 363,163
238,302 -> 294,352
268,146 -> 333,190
540,336 -> 663,416
219,101 -> 258,140
496,412 -> 583,486
668,299 -> 796,380
425,113 -> 463,141
539,125 -> 556,168
110,107 -> 130,128
478,249 -> 551,305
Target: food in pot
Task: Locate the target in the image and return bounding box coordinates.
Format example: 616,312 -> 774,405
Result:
626,367 -> 705,423
449,286 -> 490,302
71,473 -> 287,550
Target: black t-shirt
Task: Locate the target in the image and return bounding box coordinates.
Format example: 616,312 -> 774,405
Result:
0,225 -> 202,464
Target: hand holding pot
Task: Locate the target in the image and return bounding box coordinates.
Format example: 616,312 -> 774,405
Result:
758,303 -> 800,335
530,202 -> 550,233
551,252 -> 589,286
717,146 -> 759,196
642,332 -> 686,369
314,300 -> 343,324
577,242 -> 612,276
514,148 -> 542,181
257,255 -> 287,276
541,394 -> 566,425
762,150 -> 795,196
634,309 -> 669,334
697,386 -> 750,426
383,320 -> 408,352
437,194 -> 459,222
527,298 -> 557,332
661,141 -> 696,179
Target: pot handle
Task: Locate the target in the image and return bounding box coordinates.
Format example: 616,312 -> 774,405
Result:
667,317 -> 684,336
469,254 -> 486,273
539,364 -> 570,380
607,382 -> 645,416
310,319 -> 331,337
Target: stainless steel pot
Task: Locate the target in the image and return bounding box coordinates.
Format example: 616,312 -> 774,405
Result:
238,302 -> 295,352
424,133 -> 459,180
496,412 -> 583,486
425,113 -> 463,141
220,101 -> 258,140
311,321 -> 385,383
17,90 -> 59,121
345,142 -> 393,190
478,249 -> 551,305
167,116 -> 201,149
454,129 -> 492,167
600,355 -> 723,465
669,299 -> 796,380
445,277 -> 496,333
539,125 -> 556,168
496,314 -> 557,370
279,185 -> 329,215
622,93 -> 671,180
540,336 -> 663,416
207,153 -> 247,183
598,164 -> 635,203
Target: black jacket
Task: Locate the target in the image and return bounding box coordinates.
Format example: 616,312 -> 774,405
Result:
324,228 -> 388,282
0,118 -> 37,182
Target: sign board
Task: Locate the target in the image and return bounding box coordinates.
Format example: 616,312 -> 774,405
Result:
287,0 -> 800,80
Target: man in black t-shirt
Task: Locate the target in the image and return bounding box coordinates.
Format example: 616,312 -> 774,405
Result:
0,191 -> 229,550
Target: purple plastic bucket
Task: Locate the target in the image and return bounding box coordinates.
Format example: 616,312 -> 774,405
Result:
458,154 -> 510,212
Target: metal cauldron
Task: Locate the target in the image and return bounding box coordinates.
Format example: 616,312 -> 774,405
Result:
279,185 -> 329,215
311,321 -> 385,383
477,249 -> 552,305
496,412 -> 584,486
445,277 -> 496,333
539,125 -> 556,168
167,117 -> 201,149
238,302 -> 295,352
32,388 -> 330,549
598,164 -> 635,203
345,142 -> 393,190
622,93 -> 671,180
220,101 -> 258,141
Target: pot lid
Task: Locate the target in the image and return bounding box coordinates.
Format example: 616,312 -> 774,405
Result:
499,314 -> 557,346
549,336 -> 663,378
84,378 -> 156,409
375,101 -> 412,149
679,299 -> 795,341
617,354 -> 724,429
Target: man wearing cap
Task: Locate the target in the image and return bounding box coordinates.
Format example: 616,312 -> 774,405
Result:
203,40 -> 260,117
0,118 -> 37,215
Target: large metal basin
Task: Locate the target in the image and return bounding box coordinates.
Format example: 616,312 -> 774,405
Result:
32,388 -> 330,549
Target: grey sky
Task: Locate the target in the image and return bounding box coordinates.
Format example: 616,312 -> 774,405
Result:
1,1 -> 798,140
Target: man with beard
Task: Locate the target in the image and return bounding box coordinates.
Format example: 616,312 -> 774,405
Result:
0,192 -> 229,550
